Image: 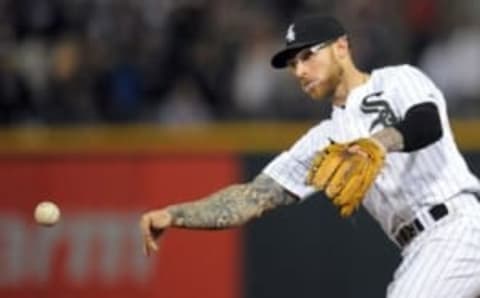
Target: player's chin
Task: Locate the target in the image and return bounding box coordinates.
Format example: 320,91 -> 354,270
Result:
306,88 -> 329,101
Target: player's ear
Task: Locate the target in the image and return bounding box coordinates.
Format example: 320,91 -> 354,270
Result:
332,36 -> 349,60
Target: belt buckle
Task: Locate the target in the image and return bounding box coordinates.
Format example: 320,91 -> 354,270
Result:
396,219 -> 422,248
395,203 -> 450,248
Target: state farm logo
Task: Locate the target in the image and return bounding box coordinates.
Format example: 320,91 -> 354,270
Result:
0,212 -> 156,286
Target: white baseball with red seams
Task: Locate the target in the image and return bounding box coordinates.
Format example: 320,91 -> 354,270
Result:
263,64 -> 480,297
34,201 -> 61,226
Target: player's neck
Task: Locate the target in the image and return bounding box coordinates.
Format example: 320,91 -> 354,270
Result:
332,67 -> 370,107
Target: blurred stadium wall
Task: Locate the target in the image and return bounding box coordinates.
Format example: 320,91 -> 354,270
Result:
1,121 -> 480,298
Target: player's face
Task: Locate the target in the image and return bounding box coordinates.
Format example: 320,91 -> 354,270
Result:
288,41 -> 342,100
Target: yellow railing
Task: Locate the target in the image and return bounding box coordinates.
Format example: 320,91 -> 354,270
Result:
0,120 -> 479,155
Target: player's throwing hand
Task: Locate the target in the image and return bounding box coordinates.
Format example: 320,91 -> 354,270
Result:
139,209 -> 172,256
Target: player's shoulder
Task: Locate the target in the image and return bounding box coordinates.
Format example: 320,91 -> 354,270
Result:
306,118 -> 333,136
371,64 -> 433,89
372,64 -> 425,78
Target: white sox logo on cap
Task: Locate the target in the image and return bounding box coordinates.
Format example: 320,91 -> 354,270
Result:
286,24 -> 295,43
271,16 -> 346,68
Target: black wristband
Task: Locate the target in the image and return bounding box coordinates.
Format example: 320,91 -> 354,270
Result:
393,102 -> 443,152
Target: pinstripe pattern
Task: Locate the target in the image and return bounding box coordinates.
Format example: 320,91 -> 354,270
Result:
387,193 -> 480,297
263,64 -> 480,297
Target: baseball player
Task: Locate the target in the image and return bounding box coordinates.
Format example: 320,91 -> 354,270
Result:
140,15 -> 480,297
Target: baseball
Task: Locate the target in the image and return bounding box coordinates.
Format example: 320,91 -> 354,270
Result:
34,201 -> 61,226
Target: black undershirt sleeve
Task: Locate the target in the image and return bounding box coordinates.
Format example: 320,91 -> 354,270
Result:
393,102 -> 443,152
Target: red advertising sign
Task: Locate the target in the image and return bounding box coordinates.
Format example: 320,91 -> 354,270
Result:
0,154 -> 241,298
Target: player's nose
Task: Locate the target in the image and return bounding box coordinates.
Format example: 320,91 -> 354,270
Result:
294,61 -> 308,78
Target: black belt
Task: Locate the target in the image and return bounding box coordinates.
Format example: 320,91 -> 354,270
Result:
395,204 -> 448,248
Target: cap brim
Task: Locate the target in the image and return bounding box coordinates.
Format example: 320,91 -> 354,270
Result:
271,41 -> 317,69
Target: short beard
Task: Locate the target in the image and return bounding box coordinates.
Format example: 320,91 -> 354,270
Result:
310,65 -> 343,100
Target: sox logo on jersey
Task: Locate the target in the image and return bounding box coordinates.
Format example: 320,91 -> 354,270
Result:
360,91 -> 398,131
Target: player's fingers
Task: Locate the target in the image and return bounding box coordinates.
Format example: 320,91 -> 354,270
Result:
140,226 -> 150,256
146,237 -> 159,256
347,145 -> 368,157
143,232 -> 159,256
140,214 -> 157,256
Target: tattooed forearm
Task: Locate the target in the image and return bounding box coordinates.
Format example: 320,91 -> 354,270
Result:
166,174 -> 298,229
372,127 -> 404,152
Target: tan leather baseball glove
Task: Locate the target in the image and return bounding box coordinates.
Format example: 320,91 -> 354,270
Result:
306,138 -> 386,217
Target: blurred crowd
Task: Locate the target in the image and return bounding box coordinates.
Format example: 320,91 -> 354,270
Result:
0,0 -> 479,125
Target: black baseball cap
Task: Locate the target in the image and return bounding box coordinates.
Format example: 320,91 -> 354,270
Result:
271,15 -> 346,68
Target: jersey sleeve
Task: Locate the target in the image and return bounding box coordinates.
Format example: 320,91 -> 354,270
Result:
262,121 -> 332,200
390,65 -> 446,118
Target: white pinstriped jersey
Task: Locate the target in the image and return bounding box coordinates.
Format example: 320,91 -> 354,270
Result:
263,64 -> 480,240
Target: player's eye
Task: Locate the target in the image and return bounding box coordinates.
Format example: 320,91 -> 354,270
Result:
287,58 -> 297,69
297,49 -> 313,62
288,46 -> 317,70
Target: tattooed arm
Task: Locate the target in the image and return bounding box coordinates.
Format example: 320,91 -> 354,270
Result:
167,174 -> 298,228
372,127 -> 404,152
139,174 -> 298,255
